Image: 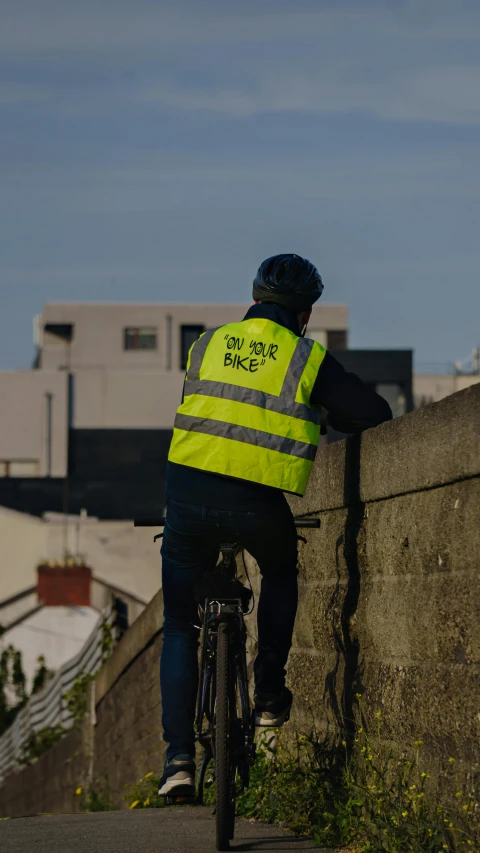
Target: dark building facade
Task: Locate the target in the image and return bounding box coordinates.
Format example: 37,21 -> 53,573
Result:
0,429 -> 171,520
326,349 -> 413,442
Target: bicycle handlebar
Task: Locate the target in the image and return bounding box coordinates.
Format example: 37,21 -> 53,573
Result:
134,516 -> 320,529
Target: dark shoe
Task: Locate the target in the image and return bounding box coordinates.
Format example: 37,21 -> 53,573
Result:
254,687 -> 293,727
158,753 -> 196,796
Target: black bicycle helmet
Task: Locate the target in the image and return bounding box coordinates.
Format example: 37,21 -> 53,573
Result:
253,253 -> 324,312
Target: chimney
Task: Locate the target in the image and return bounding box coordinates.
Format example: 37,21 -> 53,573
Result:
37,562 -> 92,607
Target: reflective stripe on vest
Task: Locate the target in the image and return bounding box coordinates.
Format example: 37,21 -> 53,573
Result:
168,318 -> 326,495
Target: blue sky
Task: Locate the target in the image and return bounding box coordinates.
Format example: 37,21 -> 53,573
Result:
1,0 -> 479,370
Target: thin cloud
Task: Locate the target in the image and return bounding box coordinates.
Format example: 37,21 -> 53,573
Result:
2,146 -> 477,217
144,64 -> 480,125
0,1 -> 478,52
0,5 -> 381,51
2,1 -> 479,128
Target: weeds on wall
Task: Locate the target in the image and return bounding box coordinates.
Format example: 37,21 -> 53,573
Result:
75,776 -> 118,812
64,672 -> 95,724
124,700 -> 478,852
15,669 -> 95,766
64,621 -> 114,725
101,620 -> 114,660
76,773 -> 163,812
19,724 -> 66,766
1,616 -> 113,743
231,720 -> 478,853
123,772 -> 168,810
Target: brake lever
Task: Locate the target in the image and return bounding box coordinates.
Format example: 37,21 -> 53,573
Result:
296,534 -> 307,544
153,533 -> 164,543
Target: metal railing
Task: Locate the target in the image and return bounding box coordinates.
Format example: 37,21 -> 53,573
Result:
0,608 -> 113,784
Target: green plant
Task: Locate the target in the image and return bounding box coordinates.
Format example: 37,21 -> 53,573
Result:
63,620 -> 114,724
19,724 -> 66,765
0,647 -> 56,737
64,672 -> 95,724
123,771 -> 167,809
0,645 -> 28,735
10,648 -> 26,704
204,714 -> 478,852
75,776 -> 118,812
31,655 -> 55,695
101,620 -> 114,661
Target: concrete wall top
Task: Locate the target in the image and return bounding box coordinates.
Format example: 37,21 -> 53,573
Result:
291,384 -> 480,515
95,587 -> 163,706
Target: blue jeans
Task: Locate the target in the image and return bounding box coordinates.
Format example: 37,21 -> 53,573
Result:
160,498 -> 298,759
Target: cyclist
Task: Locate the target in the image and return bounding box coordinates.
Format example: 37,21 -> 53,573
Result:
158,254 -> 392,796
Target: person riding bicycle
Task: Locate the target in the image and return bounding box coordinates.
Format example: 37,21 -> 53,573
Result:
158,254 -> 392,797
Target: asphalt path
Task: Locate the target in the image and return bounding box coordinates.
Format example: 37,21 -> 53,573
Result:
0,808 -> 333,852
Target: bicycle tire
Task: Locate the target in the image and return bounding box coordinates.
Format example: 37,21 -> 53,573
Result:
215,622 -> 235,850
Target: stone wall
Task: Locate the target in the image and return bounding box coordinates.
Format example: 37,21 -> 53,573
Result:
0,385 -> 478,815
94,635 -> 164,802
285,383 -> 480,795
91,586 -> 165,803
0,727 -> 88,817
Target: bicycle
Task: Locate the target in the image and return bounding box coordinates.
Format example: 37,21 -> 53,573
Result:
134,514 -> 320,851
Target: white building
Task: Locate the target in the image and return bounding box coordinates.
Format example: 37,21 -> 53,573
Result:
413,347 -> 480,408
414,373 -> 480,408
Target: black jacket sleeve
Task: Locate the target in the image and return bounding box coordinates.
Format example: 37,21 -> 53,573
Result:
311,351 -> 393,434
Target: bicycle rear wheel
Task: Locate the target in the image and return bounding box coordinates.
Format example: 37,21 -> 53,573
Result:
215,622 -> 236,850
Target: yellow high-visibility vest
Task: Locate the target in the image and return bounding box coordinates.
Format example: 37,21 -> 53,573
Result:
168,317 -> 326,495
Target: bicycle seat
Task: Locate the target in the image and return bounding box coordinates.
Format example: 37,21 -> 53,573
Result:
194,569 -> 252,613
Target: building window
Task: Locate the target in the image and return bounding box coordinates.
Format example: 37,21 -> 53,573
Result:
44,323 -> 74,342
181,325 -> 205,370
124,327 -> 157,351
0,460 -> 39,477
327,330 -> 347,350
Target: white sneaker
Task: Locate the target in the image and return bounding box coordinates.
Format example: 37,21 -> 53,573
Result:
158,754 -> 196,797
